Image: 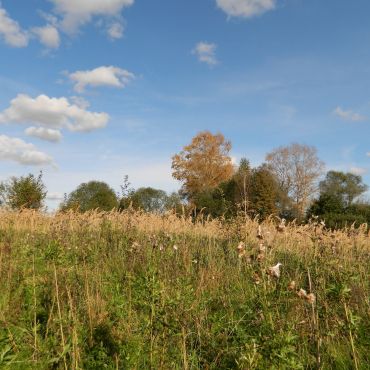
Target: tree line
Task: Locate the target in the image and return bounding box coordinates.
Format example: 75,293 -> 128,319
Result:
0,131 -> 369,228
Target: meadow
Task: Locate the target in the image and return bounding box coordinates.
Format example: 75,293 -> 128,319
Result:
0,210 -> 369,369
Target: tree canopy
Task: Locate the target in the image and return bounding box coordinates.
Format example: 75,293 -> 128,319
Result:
0,172 -> 47,210
319,171 -> 368,207
61,181 -> 118,212
266,143 -> 324,219
171,131 -> 234,199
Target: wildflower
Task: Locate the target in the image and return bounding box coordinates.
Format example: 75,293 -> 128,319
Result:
253,272 -> 261,285
288,281 -> 296,290
258,243 -> 266,253
268,262 -> 282,278
237,242 -> 246,258
257,225 -> 263,240
257,253 -> 265,262
277,218 -> 286,232
297,288 -> 307,298
237,241 -> 245,251
130,241 -> 140,252
306,293 -> 316,304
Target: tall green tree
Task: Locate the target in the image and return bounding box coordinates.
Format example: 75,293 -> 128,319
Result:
249,165 -> 278,218
307,171 -> 369,228
128,187 -> 169,213
0,172 -> 47,210
319,171 -> 368,207
61,181 -> 118,212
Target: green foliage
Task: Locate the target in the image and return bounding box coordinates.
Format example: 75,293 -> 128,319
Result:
61,181 -> 118,212
193,159 -> 279,219
319,171 -> 368,207
0,211 -> 369,368
0,172 -> 47,210
308,171 -> 370,228
249,165 -> 278,219
120,187 -> 184,214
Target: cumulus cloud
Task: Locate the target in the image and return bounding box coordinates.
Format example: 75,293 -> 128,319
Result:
192,42 -> 218,66
32,24 -> 60,48
216,0 -> 276,18
49,0 -> 133,36
349,167 -> 368,176
0,94 -> 109,132
0,6 -> 29,47
25,126 -> 62,142
333,106 -> 366,122
68,66 -> 135,92
0,135 -> 54,166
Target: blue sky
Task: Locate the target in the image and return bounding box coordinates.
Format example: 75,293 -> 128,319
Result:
1,0 -> 370,208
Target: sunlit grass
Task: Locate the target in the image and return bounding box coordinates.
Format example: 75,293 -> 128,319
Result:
0,209 -> 369,369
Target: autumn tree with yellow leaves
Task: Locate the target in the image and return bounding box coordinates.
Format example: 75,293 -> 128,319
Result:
171,131 -> 234,200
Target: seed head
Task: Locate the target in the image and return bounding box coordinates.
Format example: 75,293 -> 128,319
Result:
306,293 -> 316,304
268,262 -> 282,278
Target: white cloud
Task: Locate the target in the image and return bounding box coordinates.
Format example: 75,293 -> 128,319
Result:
32,24 -> 60,48
349,167 -> 368,176
192,42 -> 218,66
108,22 -> 124,39
68,66 -> 135,92
0,94 -> 109,132
25,126 -> 63,142
49,0 -> 134,35
0,135 -> 54,166
216,0 -> 276,18
333,106 -> 366,122
0,6 -> 29,47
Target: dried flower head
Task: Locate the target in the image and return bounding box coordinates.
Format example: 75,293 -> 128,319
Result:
257,253 -> 265,262
297,288 -> 307,298
253,272 -> 261,285
277,218 -> 286,232
257,225 -> 263,240
258,243 -> 266,253
237,241 -> 245,252
306,293 -> 316,304
237,242 -> 246,258
268,262 -> 282,278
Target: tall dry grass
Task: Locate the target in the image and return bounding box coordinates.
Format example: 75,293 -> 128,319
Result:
0,209 -> 369,369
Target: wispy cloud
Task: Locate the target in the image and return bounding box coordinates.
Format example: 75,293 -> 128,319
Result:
192,42 -> 218,66
216,0 -> 276,19
48,0 -> 134,39
349,166 -> 368,176
32,24 -> 60,49
0,6 -> 29,47
333,106 -> 366,122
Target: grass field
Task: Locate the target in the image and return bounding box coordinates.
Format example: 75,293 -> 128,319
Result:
0,210 -> 369,369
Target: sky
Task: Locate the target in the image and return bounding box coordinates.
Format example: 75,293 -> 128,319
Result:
1,0 -> 370,209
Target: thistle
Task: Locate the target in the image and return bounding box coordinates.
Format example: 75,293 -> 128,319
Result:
268,262 -> 282,278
